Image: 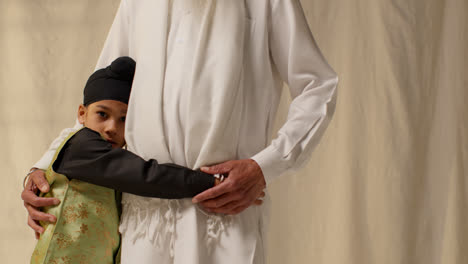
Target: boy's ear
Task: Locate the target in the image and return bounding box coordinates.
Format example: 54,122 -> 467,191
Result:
77,104 -> 87,125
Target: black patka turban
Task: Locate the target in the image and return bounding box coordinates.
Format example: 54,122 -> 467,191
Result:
83,56 -> 136,106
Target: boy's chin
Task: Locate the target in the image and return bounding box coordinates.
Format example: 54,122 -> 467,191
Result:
111,143 -> 124,149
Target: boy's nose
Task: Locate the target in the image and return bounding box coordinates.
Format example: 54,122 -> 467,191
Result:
105,120 -> 117,135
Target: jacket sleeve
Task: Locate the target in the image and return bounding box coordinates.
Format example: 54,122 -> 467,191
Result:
251,0 -> 339,185
53,128 -> 215,198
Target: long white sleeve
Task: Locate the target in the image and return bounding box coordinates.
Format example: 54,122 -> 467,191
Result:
33,121 -> 82,169
33,0 -> 129,170
251,0 -> 339,185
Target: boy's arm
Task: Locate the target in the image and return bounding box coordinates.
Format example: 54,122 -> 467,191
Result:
53,128 -> 215,198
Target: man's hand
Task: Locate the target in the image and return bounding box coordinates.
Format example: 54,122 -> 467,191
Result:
21,169 -> 60,239
192,159 -> 266,215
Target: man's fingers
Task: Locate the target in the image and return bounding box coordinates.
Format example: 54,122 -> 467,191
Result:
21,190 -> 60,207
30,170 -> 50,193
254,199 -> 263,205
205,200 -> 241,214
24,176 -> 33,189
28,215 -> 44,234
192,182 -> 232,203
26,204 -> 56,223
200,161 -> 233,175
258,191 -> 265,198
229,204 -> 250,215
216,203 -> 249,215
199,192 -> 241,209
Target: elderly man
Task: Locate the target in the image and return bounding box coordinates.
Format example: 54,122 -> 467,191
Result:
22,0 -> 338,263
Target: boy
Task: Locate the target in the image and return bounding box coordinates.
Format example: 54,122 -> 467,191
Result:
30,56 -> 220,264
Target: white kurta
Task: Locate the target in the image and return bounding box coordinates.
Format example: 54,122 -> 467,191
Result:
35,0 -> 339,263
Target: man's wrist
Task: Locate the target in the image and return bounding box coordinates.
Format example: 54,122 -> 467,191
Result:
23,168 -> 41,189
248,159 -> 266,184
251,145 -> 290,185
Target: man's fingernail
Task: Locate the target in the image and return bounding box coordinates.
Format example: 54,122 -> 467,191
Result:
40,184 -> 48,191
201,167 -> 209,171
54,199 -> 60,205
192,198 -> 199,203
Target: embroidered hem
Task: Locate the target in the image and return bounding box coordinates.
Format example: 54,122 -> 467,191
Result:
119,195 -> 231,258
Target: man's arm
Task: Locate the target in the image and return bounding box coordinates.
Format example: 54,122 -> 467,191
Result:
193,0 -> 338,214
54,128 -> 215,198
251,0 -> 339,184
21,0 -> 131,236
22,122 -> 82,238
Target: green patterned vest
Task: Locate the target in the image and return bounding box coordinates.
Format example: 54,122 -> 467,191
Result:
31,130 -> 121,264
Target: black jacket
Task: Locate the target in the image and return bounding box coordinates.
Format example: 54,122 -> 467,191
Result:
53,127 -> 214,198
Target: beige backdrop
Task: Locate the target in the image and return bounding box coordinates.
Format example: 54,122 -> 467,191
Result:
1,0 -> 467,263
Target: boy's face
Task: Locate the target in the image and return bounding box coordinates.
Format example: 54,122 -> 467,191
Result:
77,100 -> 127,148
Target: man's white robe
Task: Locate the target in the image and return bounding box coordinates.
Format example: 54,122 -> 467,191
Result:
35,0 -> 339,263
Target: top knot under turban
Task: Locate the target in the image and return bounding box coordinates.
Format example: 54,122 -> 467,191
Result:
83,56 -> 136,106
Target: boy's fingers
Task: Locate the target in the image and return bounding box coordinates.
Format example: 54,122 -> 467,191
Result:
28,216 -> 44,234
30,170 -> 50,193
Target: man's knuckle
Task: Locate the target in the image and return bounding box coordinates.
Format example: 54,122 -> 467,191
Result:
30,173 -> 40,182
30,210 -> 40,219
28,219 -> 36,228
30,198 -> 39,207
234,192 -> 244,201
232,179 -> 244,188
225,181 -> 235,190
26,204 -> 34,213
222,202 -> 233,210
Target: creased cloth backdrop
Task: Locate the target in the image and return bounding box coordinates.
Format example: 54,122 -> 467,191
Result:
1,0 -> 467,263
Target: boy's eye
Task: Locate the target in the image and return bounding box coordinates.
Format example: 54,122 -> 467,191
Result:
97,111 -> 107,118
120,116 -> 126,122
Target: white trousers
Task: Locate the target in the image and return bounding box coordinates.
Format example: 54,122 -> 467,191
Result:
119,194 -> 270,264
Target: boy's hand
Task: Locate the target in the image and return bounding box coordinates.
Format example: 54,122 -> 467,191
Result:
21,169 -> 60,239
